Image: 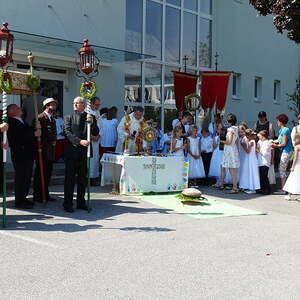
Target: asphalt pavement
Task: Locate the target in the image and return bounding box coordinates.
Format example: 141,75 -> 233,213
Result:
0,185 -> 299,300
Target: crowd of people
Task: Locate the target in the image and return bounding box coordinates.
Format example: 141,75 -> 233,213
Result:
0,96 -> 119,212
1,95 -> 300,212
168,110 -> 300,200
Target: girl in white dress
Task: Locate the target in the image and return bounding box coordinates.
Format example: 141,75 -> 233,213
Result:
220,114 -> 240,193
170,126 -> 186,156
283,134 -> 300,200
238,124 -> 248,182
209,123 -> 231,185
187,125 -> 205,186
239,129 -> 261,193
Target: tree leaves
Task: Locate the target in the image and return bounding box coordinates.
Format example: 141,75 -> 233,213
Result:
249,0 -> 300,43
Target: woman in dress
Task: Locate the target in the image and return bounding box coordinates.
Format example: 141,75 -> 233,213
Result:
237,124 -> 248,182
219,114 -> 240,193
283,134 -> 300,200
170,126 -> 187,156
239,129 -> 261,194
187,125 -> 205,186
253,111 -> 275,139
271,114 -> 293,194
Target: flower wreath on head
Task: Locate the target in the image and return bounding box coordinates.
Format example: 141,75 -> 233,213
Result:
80,81 -> 97,100
0,72 -> 13,93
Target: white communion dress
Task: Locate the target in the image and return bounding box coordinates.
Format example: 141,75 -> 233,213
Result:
171,138 -> 184,157
208,136 -> 232,184
187,137 -> 205,179
283,145 -> 300,194
239,140 -> 261,191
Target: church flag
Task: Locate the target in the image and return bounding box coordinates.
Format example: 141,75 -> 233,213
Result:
201,71 -> 231,110
173,71 -> 198,111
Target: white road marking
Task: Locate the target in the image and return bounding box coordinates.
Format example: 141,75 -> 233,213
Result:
0,231 -> 60,249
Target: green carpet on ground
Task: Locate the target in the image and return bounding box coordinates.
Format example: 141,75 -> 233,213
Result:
137,193 -> 265,219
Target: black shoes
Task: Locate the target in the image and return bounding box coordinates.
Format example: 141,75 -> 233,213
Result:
64,207 -> 74,213
90,178 -> 100,186
15,200 -> 34,209
76,204 -> 89,211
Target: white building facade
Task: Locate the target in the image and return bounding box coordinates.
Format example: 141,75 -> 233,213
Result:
1,0 -> 299,128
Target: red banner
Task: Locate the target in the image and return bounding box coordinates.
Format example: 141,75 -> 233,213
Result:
201,71 -> 231,110
173,71 -> 198,111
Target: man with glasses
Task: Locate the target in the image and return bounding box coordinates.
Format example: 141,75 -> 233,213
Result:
85,97 -> 101,186
63,97 -> 99,213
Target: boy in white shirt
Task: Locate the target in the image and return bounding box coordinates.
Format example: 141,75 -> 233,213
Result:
200,128 -> 214,185
257,130 -> 272,195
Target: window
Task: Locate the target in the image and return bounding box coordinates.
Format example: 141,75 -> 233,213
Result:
165,6 -> 181,63
146,1 -> 162,59
199,18 -> 212,67
200,0 -> 212,14
145,63 -> 162,104
184,0 -> 197,11
164,66 -> 179,105
183,12 -> 197,66
232,73 -> 241,99
124,62 -> 142,103
254,77 -> 262,101
125,1 -> 213,131
125,0 -> 142,53
167,0 -> 181,6
274,80 -> 281,102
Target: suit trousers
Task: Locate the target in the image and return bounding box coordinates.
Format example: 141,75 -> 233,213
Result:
12,158 -> 34,205
259,166 -> 271,194
33,156 -> 53,201
202,152 -> 213,178
64,156 -> 87,209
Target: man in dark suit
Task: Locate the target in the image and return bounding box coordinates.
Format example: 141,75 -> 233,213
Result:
33,98 -> 57,202
7,104 -> 41,209
0,109 -> 9,196
63,97 -> 99,212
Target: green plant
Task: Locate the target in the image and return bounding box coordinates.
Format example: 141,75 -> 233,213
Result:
287,78 -> 300,124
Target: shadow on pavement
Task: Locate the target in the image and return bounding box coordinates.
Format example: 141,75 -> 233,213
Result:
2,196 -> 172,232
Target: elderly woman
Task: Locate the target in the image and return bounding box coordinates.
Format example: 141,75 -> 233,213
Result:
219,113 -> 240,193
272,114 -> 293,194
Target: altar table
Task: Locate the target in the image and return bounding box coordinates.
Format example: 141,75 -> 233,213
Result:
101,153 -> 189,194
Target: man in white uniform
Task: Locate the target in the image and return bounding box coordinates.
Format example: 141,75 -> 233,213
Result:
116,106 -> 146,154
85,97 -> 101,186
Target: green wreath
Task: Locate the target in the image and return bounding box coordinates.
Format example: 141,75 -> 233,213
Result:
184,93 -> 201,111
0,72 -> 13,93
27,74 -> 40,90
80,81 -> 97,100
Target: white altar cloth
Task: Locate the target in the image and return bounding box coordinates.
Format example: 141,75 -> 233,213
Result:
101,153 -> 189,194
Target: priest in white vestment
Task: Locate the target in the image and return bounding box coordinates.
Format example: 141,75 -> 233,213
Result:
116,106 -> 146,154
85,97 -> 101,185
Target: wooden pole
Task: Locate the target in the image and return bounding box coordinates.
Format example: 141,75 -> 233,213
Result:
28,53 -> 47,205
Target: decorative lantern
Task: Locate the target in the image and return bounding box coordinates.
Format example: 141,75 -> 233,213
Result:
79,39 -> 97,75
0,22 -> 14,68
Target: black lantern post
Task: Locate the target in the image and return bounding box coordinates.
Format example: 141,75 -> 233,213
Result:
76,39 -> 100,212
0,22 -> 14,227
